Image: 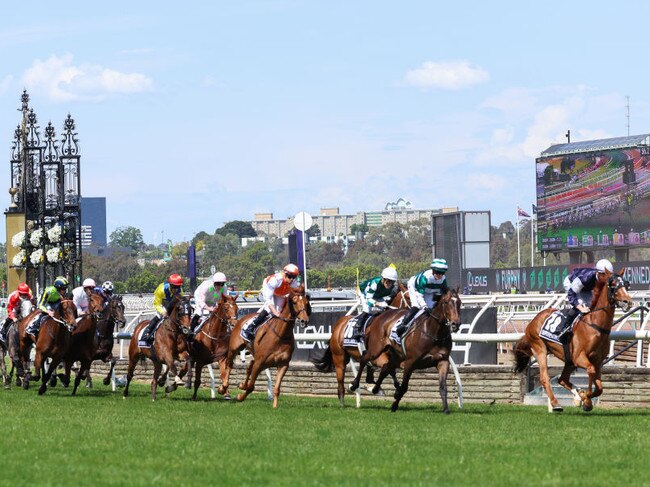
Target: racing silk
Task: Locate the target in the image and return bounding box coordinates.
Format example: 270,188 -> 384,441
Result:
262,272 -> 300,307
193,279 -> 227,313
7,289 -> 32,320
408,269 -> 449,309
358,276 -> 399,308
565,268 -> 599,307
38,286 -> 61,312
153,282 -> 184,315
72,286 -> 90,315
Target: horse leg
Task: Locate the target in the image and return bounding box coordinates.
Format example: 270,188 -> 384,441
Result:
333,352 -> 347,407
217,359 -> 231,399
557,363 -> 581,406
72,359 -> 91,396
236,360 -> 264,402
0,349 -> 7,388
365,364 -> 375,385
437,359 -> 451,414
32,350 -> 43,383
535,348 -> 562,413
103,356 -> 116,386
39,357 -> 62,396
391,362 -> 415,412
272,364 -> 289,409
152,361 -> 163,401
349,353 -> 369,392
578,362 -> 598,412
239,359 -> 255,390
192,361 -> 203,401
183,357 -> 193,389
164,356 -> 184,394
122,356 -> 137,398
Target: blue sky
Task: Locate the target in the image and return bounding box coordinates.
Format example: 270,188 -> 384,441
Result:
2,1 -> 650,244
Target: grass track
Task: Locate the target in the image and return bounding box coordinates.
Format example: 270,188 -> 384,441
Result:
1,383 -> 650,486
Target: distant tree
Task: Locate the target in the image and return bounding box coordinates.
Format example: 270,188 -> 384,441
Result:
109,226 -> 144,253
306,223 -> 321,238
192,231 -> 210,247
307,241 -> 344,268
350,223 -> 369,234
215,220 -> 257,238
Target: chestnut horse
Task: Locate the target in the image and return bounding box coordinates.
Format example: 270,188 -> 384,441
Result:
123,295 -> 192,401
59,291 -> 107,394
219,285 -> 311,408
18,299 -> 77,394
514,269 -> 633,412
361,288 -> 462,413
311,284 -> 411,406
187,293 -> 238,400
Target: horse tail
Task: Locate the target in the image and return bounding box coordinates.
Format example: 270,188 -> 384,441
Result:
513,335 -> 533,374
310,345 -> 334,373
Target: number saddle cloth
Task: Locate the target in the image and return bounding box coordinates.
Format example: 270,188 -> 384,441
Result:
539,310 -> 574,344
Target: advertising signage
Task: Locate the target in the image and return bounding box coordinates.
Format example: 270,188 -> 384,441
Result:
463,261 -> 650,293
536,144 -> 650,252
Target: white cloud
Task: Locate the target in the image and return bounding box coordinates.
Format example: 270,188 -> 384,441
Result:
466,173 -> 507,192
23,53 -> 153,102
404,60 -> 489,90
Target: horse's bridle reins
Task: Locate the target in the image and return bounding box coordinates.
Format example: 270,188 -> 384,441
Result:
575,274 -> 631,336
96,298 -> 125,340
406,295 -> 459,345
268,295 -> 310,339
200,301 -> 237,340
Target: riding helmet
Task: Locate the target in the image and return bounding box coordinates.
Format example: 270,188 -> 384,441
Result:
168,273 -> 183,286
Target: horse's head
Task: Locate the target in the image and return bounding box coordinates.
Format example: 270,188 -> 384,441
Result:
109,295 -> 126,328
88,291 -> 105,316
604,268 -> 633,312
288,285 -> 311,328
168,295 -> 193,331
390,281 -> 411,308
433,288 -> 462,333
59,300 -> 78,330
215,293 -> 238,330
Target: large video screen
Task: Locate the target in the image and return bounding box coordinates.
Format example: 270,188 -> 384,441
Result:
536,147 -> 650,251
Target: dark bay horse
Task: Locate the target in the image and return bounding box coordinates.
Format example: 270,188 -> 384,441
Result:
219,286 -> 311,408
18,299 -> 77,394
86,294 -> 126,387
123,295 -> 192,401
311,285 -> 410,406
363,288 -> 462,413
60,292 -> 107,395
187,293 -> 238,400
2,299 -> 32,388
514,269 -> 633,412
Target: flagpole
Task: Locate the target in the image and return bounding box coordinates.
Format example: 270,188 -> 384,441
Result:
530,210 -> 534,267
516,205 -> 521,268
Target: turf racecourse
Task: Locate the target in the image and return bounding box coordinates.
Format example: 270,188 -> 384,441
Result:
1,384 -> 650,487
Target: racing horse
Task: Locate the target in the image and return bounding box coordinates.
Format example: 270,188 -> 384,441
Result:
123,295 -> 192,401
514,268 -> 633,412
2,299 -> 32,388
219,285 -> 311,408
310,283 -> 410,406
185,293 -> 238,400
59,291 -> 107,394
361,288 -> 462,413
18,299 -> 77,394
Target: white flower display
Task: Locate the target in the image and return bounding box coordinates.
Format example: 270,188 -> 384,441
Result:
47,225 -> 62,243
30,228 -> 43,247
30,249 -> 44,266
12,250 -> 25,267
46,247 -> 62,263
11,231 -> 25,248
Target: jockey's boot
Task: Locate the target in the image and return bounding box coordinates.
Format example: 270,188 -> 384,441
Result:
29,313 -> 47,337
0,318 -> 10,343
142,315 -> 161,344
353,312 -> 369,341
188,314 -> 201,340
397,306 -> 419,335
242,310 -> 269,342
562,307 -> 581,336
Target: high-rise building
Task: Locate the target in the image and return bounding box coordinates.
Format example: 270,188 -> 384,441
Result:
80,197 -> 107,247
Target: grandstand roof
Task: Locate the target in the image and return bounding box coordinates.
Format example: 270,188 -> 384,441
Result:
540,134 -> 650,157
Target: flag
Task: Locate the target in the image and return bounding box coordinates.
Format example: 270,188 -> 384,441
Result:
532,204 -> 538,214
517,206 -> 531,218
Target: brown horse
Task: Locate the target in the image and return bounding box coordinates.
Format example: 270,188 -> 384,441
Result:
514,269 -> 633,412
311,285 -> 411,406
219,285 -> 311,408
123,295 -> 192,401
85,294 -> 126,387
2,299 -> 32,388
18,299 -> 77,394
59,291 -> 107,394
363,288 -> 462,413
187,293 -> 238,400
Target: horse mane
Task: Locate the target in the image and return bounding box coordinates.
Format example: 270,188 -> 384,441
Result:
589,271 -> 609,308
164,294 -> 182,315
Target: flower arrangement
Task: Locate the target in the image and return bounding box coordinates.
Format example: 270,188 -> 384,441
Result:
46,247 -> 62,263
47,225 -> 62,243
11,231 -> 25,248
12,250 -> 26,267
30,249 -> 44,266
30,228 -> 43,247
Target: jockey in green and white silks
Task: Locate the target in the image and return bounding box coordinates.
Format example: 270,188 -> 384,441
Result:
395,258 -> 449,339
353,266 -> 399,340
190,271 -> 228,335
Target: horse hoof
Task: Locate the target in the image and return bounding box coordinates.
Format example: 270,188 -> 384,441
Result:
38,386 -> 46,395
103,378 -> 111,386
238,382 -> 246,390
582,403 -> 593,412
165,384 -> 178,394
348,383 -> 358,393
370,386 -> 384,396
236,393 -> 246,402
224,393 -> 231,401
552,406 -> 564,413
443,409 -> 450,415
217,387 -> 226,395
390,403 -> 399,412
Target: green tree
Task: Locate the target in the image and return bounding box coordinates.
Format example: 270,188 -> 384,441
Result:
307,241 -> 344,268
215,220 -> 257,238
306,223 -> 321,238
109,226 -> 145,254
350,223 -> 369,234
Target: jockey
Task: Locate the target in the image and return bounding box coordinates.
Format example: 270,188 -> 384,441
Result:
0,282 -> 32,344
563,258 -> 614,332
101,281 -> 114,297
396,258 -> 449,338
32,276 -> 69,335
241,264 -> 301,342
141,273 -> 184,344
353,266 -> 400,341
190,271 -> 228,336
72,278 -> 98,317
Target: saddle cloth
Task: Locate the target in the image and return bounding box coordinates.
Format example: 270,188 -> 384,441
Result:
342,315 -> 377,348
137,320 -> 164,348
25,315 -> 42,337
239,313 -> 272,341
539,310 -> 572,345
